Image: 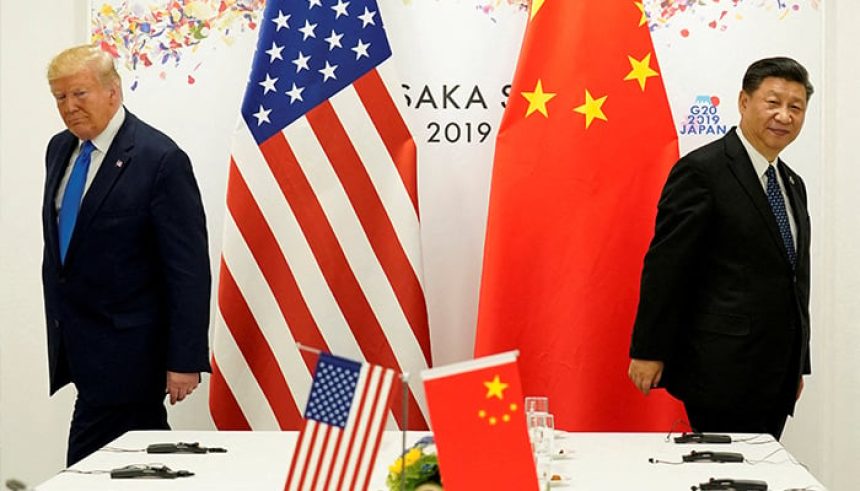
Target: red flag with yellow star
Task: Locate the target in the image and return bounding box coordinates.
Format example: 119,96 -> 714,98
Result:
475,1 -> 686,430
421,351 -> 538,491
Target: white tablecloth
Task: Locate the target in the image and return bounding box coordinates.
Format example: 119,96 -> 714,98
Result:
34,430 -> 827,490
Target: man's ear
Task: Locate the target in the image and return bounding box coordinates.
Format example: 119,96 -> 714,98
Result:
737,89 -> 748,113
109,81 -> 123,105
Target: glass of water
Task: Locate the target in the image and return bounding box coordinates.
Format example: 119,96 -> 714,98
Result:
525,396 -> 549,415
528,412 -> 555,488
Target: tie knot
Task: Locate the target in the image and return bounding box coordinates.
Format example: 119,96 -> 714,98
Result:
765,165 -> 777,180
80,140 -> 95,156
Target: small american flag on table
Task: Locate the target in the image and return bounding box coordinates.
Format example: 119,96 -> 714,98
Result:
285,352 -> 396,491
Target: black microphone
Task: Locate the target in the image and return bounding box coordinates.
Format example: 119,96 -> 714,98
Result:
146,442 -> 227,454
110,464 -> 194,479
694,477 -> 768,490
674,432 -> 732,444
5,479 -> 30,491
683,451 -> 744,463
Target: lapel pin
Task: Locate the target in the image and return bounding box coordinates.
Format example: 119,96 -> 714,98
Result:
789,175 -> 795,185
115,160 -> 124,168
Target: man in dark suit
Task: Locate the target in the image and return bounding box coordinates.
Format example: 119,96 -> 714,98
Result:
43,44 -> 211,465
628,57 -> 813,440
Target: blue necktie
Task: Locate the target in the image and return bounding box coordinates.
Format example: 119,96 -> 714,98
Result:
765,165 -> 796,267
58,140 -> 95,263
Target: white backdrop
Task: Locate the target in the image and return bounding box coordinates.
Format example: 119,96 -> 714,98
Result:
2,0 -> 859,489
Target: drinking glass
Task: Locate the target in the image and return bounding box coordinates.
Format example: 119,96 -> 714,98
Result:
528,412 -> 555,488
524,396 -> 549,415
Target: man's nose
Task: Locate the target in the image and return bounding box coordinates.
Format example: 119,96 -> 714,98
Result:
59,98 -> 77,114
774,106 -> 792,123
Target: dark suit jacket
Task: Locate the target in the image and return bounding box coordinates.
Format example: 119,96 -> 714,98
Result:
42,109 -> 211,406
630,127 -> 811,415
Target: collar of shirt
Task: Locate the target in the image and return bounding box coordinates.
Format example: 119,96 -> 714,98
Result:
736,127 -> 781,191
87,105 -> 126,155
55,106 -> 127,209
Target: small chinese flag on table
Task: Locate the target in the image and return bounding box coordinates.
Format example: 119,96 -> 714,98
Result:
422,351 -> 538,491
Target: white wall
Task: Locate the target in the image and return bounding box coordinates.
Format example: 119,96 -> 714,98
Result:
791,1 -> 860,488
0,0 -> 86,484
1,1 -> 859,489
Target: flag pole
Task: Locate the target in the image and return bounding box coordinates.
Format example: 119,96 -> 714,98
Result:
295,342 -> 322,355
400,372 -> 409,491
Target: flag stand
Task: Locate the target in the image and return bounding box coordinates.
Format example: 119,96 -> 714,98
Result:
400,373 -> 409,491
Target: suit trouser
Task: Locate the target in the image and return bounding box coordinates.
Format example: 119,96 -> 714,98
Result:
67,395 -> 169,466
684,328 -> 802,441
684,401 -> 789,440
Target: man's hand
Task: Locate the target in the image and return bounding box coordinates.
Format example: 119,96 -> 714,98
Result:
796,377 -> 805,400
628,359 -> 665,396
166,371 -> 200,405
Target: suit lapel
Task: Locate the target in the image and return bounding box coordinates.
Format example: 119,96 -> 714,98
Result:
45,134 -> 78,267
63,112 -> 136,266
723,129 -> 794,267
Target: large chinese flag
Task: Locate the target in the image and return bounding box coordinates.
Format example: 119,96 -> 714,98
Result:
475,1 -> 685,430
422,352 -> 538,491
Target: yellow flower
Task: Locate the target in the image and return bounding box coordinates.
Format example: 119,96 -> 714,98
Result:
389,456 -> 404,475
389,447 -> 422,476
404,447 -> 422,467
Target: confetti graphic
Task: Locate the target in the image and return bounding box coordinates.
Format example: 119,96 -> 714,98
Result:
475,0 -> 529,19
91,0 -> 820,87
397,0 -> 528,21
642,0 -> 820,37
91,0 -> 266,88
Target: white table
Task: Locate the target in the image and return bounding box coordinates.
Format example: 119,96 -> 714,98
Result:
35,430 -> 828,490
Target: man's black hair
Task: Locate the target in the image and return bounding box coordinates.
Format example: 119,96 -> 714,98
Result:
742,57 -> 814,100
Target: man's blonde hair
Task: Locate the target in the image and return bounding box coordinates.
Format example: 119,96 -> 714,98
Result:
47,44 -> 121,88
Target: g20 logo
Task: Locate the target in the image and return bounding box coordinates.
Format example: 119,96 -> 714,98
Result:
679,95 -> 727,136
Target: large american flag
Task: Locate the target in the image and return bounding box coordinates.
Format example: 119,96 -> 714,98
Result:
209,0 -> 430,430
285,353 -> 395,491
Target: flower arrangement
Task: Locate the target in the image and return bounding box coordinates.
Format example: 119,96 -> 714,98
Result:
385,436 -> 442,491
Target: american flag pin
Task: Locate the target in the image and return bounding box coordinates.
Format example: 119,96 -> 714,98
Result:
115,160 -> 124,168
